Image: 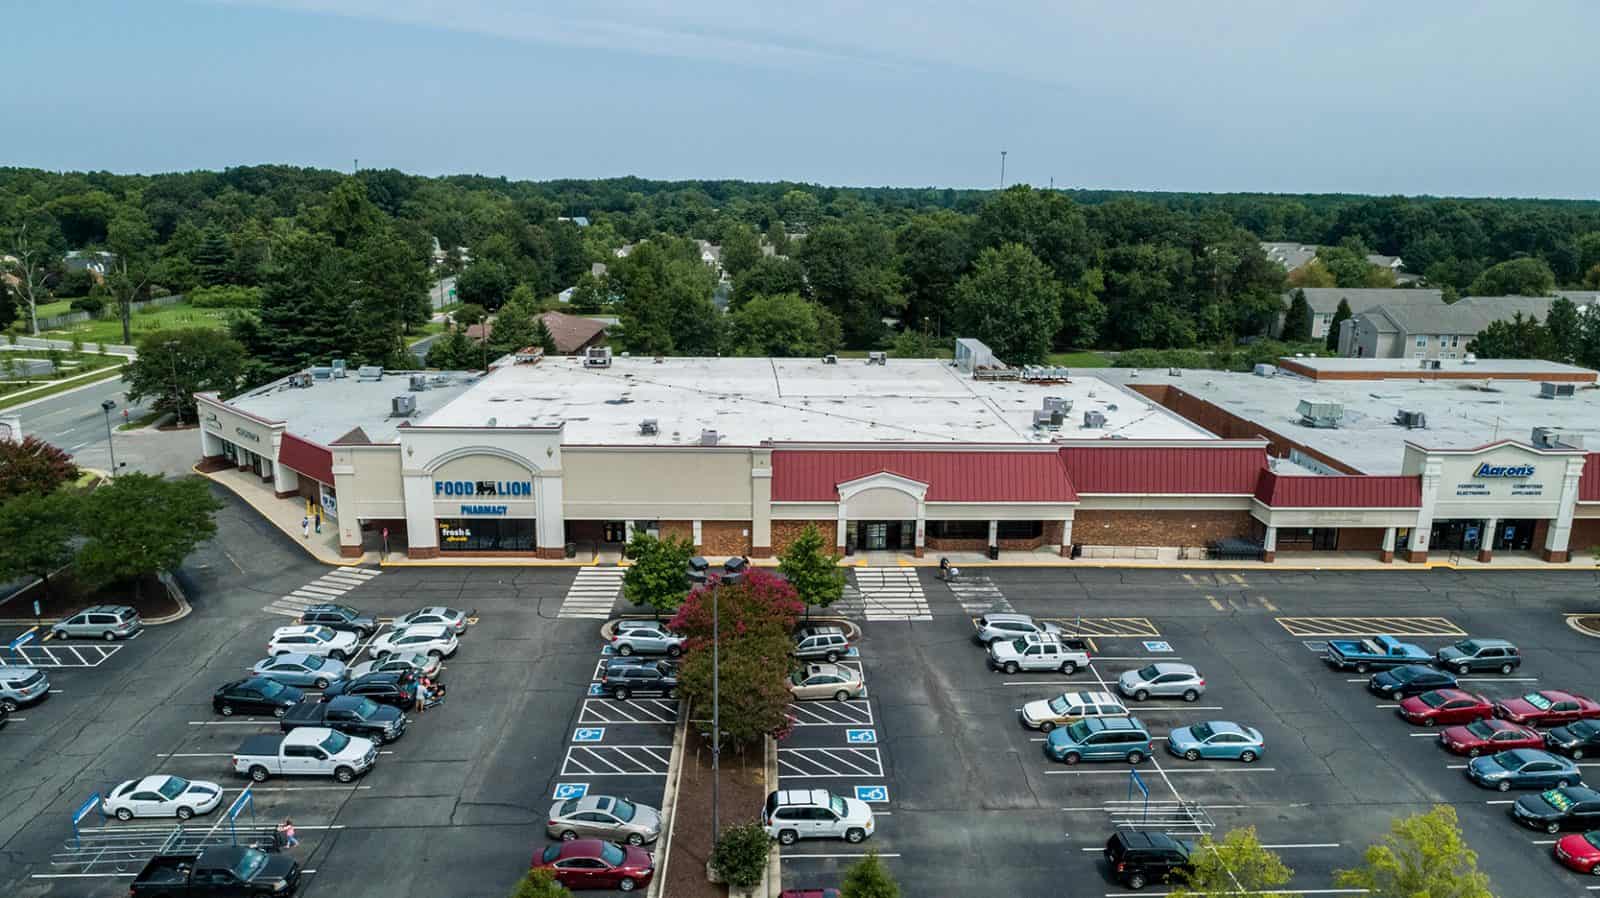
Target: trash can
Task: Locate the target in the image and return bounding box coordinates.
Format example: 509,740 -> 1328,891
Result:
988,545 -> 1000,560
565,542 -> 577,558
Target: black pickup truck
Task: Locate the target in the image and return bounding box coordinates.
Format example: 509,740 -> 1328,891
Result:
280,695 -> 406,743
129,847 -> 300,897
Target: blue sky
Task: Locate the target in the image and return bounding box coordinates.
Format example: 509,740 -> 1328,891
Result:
5,0 -> 1599,197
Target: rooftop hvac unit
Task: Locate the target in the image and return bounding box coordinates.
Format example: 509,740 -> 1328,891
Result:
1032,409 -> 1064,431
288,373 -> 313,388
1393,410 -> 1427,429
1082,410 -> 1106,429
699,429 -> 719,446
391,394 -> 417,417
409,374 -> 428,391
330,359 -> 347,378
1253,363 -> 1277,377
310,365 -> 333,380
1540,382 -> 1577,399
1462,353 -> 1477,365
356,365 -> 383,381
1042,396 -> 1072,414
822,354 -> 838,365
1296,399 -> 1344,428
639,418 -> 659,436
1420,359 -> 1442,371
1168,367 -> 1182,377
584,346 -> 613,368
866,351 -> 887,366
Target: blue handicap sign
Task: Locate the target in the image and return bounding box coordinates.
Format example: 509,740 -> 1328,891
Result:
854,785 -> 889,803
1143,641 -> 1172,653
845,729 -> 877,744
574,727 -> 605,743
553,783 -> 589,800
845,646 -> 860,658
587,683 -> 604,696
8,630 -> 35,652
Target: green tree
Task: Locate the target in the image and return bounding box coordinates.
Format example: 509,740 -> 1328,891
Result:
728,293 -> 841,357
487,296 -> 540,358
950,243 -> 1062,365
105,208 -> 158,344
568,272 -> 608,313
719,222 -> 762,279
733,255 -> 809,308
76,474 -> 223,595
5,207 -> 65,335
1315,242 -> 1375,289
1468,312 -> 1554,360
778,523 -> 844,619
425,325 -> 477,370
799,221 -> 904,347
840,849 -> 900,898
348,226 -> 431,365
1325,297 -> 1353,350
1544,297 -> 1582,363
669,568 -> 804,645
454,303 -> 487,328
1282,289 -> 1313,341
1168,827 -> 1296,897
456,260 -> 516,309
507,867 -> 571,898
530,315 -> 558,355
677,626 -> 794,744
1335,805 -> 1493,898
0,436 -> 80,500
235,229 -> 351,382
1469,257 -> 1556,296
0,491 -> 79,601
972,186 -> 1092,285
191,226 -> 233,287
896,210 -> 972,336
123,328 -> 246,424
622,531 -> 693,618
611,239 -> 719,356
710,822 -> 771,888
1286,258 -> 1336,288
891,328 -> 942,358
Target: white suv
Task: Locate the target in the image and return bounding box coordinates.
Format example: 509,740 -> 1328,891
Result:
988,633 -> 1090,674
763,789 -> 875,845
268,625 -> 358,661
369,624 -> 458,660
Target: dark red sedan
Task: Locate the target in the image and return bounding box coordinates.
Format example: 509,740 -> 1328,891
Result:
1495,691 -> 1600,727
533,839 -> 655,892
1439,719 -> 1544,757
1398,689 -> 1492,727
1554,831 -> 1600,875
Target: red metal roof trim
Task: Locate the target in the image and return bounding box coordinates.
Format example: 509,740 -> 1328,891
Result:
278,432 -> 334,486
1253,471 -> 1422,508
771,450 -> 1077,502
1582,453 -> 1600,502
1059,445 -> 1267,494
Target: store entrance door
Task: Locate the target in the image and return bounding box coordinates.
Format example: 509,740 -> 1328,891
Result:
1492,519 -> 1538,551
1430,519 -> 1485,552
849,521 -> 914,552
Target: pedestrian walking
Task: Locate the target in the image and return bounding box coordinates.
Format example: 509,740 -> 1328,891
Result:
300,516 -> 311,539
314,508 -> 323,534
278,818 -> 298,848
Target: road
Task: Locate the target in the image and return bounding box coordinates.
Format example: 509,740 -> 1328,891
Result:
12,375 -> 196,476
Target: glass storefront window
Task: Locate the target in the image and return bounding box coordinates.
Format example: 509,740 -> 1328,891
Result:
437,518 -> 536,552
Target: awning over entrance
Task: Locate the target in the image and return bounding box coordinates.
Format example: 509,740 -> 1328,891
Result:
771,450 -> 1077,502
278,432 -> 334,485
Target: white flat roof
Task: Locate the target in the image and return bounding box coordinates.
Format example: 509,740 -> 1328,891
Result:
226,371 -> 483,445
1098,367 -> 1600,474
416,356 -> 1213,445
1281,356 -> 1597,378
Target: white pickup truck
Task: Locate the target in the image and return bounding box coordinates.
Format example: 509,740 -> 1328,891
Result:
232,726 -> 378,783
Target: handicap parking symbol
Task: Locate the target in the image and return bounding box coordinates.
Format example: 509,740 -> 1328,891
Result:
844,646 -> 860,658
1143,641 -> 1172,653
553,783 -> 589,800
854,785 -> 889,803
845,729 -> 877,744
588,683 -> 605,696
600,645 -> 616,655
574,727 -> 605,743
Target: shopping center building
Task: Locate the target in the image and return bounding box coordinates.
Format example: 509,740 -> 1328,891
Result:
194,344 -> 1600,564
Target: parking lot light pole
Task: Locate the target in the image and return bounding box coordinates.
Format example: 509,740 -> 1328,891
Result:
99,398 -> 119,478
711,579 -> 720,840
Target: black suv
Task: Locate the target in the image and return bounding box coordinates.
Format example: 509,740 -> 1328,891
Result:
300,603 -> 377,638
323,672 -> 418,709
1105,831 -> 1193,890
601,661 -> 678,700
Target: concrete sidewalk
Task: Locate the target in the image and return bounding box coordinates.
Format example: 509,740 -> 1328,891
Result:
198,465 -> 378,566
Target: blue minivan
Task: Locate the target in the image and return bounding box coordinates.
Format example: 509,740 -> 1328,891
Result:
1045,716 -> 1152,765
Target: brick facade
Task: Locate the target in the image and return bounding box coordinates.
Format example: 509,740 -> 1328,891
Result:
771,520 -> 830,556
701,520 -> 752,556
1073,509 -> 1255,546
1571,518 -> 1600,555
659,520 -> 693,545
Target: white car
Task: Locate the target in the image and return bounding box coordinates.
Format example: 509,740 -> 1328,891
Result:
348,652 -> 443,680
268,625 -> 359,661
102,775 -> 223,821
369,624 -> 458,660
395,606 -> 469,635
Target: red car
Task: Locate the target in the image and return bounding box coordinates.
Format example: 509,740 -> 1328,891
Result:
532,839 -> 655,892
1398,689 -> 1492,727
1495,691 -> 1600,727
1439,719 -> 1544,757
1554,831 -> 1600,875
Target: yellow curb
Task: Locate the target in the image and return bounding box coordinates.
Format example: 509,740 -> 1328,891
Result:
196,465 -> 374,568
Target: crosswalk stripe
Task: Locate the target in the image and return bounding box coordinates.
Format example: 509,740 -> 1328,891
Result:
856,567 -> 930,620
299,584 -> 347,596
263,568 -> 378,615
559,568 -> 626,619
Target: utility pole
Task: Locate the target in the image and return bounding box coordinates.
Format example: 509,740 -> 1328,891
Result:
1000,150 -> 1007,188
711,579 -> 721,840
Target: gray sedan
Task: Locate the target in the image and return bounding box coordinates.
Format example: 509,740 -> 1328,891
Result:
546,795 -> 662,845
1117,662 -> 1206,702
251,653 -> 348,689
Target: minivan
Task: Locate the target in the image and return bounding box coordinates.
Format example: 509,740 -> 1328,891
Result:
1044,716 -> 1152,765
50,605 -> 142,641
0,666 -> 51,712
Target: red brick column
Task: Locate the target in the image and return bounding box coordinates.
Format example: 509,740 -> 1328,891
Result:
408,546 -> 440,559
339,544 -> 363,558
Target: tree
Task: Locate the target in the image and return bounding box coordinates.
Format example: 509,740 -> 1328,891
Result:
799,221 -> 904,348
456,260 -> 516,310
348,227 -> 431,366
1168,827 -> 1295,897
840,849 -> 900,898
710,823 -> 770,888
425,325 -> 477,370
719,223 -> 762,279
123,328 -> 246,424
972,186 -> 1092,286
1544,297 -> 1582,363
191,226 -> 233,287
530,315 -> 558,355
0,492 -> 79,600
1316,242 -> 1376,289
0,277 -> 16,332
5,209 -> 64,335
1325,297 -> 1353,350
727,293 -> 841,357
454,303 -> 487,328
950,244 -> 1061,365
105,207 -> 158,344
733,255 -> 809,308
1469,257 -> 1555,297
677,625 -> 794,744
779,523 -> 844,618
891,328 -> 942,358
507,868 -> 571,898
622,531 -> 693,618
1468,312 -> 1554,360
1286,259 -> 1336,288
568,272 -> 608,314
0,436 -> 80,500
487,296 -> 541,358
611,239 -> 719,356
896,210 -> 972,336
1335,805 -> 1493,898
233,229 -> 350,382
1281,289 -> 1313,341
76,474 -> 223,594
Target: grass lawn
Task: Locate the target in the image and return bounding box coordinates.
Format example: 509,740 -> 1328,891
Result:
1046,350 -> 1113,367
40,302 -> 235,345
407,320 -> 449,345
0,363 -> 123,409
30,299 -> 76,319
117,409 -> 167,431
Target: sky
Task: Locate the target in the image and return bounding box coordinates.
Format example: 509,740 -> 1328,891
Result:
5,0 -> 1600,198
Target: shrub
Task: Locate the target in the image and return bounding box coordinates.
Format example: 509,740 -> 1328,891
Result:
711,822 -> 771,888
69,295 -> 105,315
508,867 -> 571,898
188,286 -> 262,309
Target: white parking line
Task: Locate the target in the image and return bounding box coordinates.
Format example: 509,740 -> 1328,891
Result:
1046,767 -> 1277,776
1105,890 -> 1366,898
1080,842 -> 1339,852
1344,677 -> 1538,683
782,853 -> 903,860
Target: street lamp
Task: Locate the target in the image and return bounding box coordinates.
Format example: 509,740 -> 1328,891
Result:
99,398 -> 120,478
710,563 -> 745,842
163,340 -> 182,424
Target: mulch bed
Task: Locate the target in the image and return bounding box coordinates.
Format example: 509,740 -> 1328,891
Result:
1572,615 -> 1600,637
663,733 -> 769,898
0,571 -> 180,621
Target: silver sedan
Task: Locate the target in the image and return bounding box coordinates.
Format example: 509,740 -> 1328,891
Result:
546,795 -> 662,845
251,653 -> 348,689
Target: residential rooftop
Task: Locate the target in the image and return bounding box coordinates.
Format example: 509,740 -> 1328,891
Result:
1276,355 -> 1598,380
415,356 -> 1213,445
